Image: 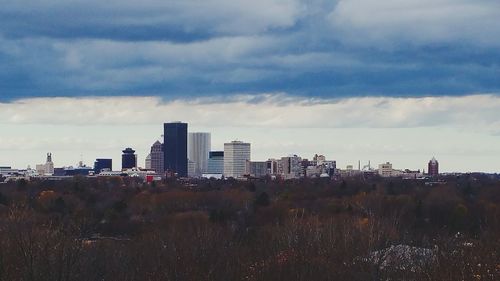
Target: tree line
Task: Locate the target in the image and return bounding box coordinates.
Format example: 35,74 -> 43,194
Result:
0,174 -> 498,280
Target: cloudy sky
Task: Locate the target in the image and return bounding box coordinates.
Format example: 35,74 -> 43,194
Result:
1,0 -> 500,172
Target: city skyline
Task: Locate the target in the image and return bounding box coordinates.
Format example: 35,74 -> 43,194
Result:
1,1 -> 500,173
2,104 -> 500,173
0,2 -> 498,279
0,117 -> 485,174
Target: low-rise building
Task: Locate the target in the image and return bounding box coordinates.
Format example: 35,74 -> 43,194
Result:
378,162 -> 393,177
207,151 -> 224,174
246,161 -> 268,178
36,153 -> 55,176
280,155 -> 303,179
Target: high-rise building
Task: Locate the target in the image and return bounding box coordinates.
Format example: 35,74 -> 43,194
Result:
147,140 -> 164,174
122,148 -> 137,170
428,157 -> 439,176
94,158 -> 112,173
223,141 -> 251,178
188,132 -> 211,176
207,151 -> 224,174
164,122 -> 188,177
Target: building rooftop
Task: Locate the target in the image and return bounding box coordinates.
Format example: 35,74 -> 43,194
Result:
122,148 -> 136,154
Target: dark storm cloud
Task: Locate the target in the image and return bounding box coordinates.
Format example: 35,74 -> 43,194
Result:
0,0 -> 499,100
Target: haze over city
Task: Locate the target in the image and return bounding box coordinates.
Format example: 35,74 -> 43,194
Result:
1,0 -> 500,172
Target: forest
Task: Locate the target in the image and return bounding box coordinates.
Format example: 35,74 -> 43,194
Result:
0,174 -> 498,281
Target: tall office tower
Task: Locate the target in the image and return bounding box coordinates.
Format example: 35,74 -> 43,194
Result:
148,140 -> 164,174
122,148 -> 137,170
94,158 -> 112,173
428,157 -> 439,176
164,122 -> 188,177
223,141 -> 251,178
188,132 -> 211,176
207,151 -> 224,174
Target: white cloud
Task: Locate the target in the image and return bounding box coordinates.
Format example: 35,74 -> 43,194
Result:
1,94 -> 500,172
328,0 -> 500,46
1,94 -> 500,132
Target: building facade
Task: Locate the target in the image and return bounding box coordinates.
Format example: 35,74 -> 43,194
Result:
223,141 -> 251,179
122,148 -> 137,170
36,153 -> 54,176
280,155 -> 303,179
164,122 -> 188,177
63,162 -> 94,176
145,154 -> 152,170
188,132 -> 211,176
148,140 -> 164,174
94,158 -> 112,173
378,162 -> 393,177
428,157 -> 439,176
207,151 -> 224,174
266,159 -> 280,175
188,159 -> 197,178
313,154 -> 326,165
246,161 -> 268,178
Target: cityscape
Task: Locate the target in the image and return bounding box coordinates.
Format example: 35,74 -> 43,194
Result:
0,0 -> 499,280
1,121 -> 443,184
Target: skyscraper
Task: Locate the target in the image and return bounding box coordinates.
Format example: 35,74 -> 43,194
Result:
428,157 -> 439,176
147,140 -> 164,174
122,148 -> 137,170
188,132 -> 211,176
164,122 -> 188,177
223,141 -> 251,178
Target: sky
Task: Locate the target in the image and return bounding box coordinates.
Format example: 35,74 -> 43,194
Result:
1,0 -> 500,172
